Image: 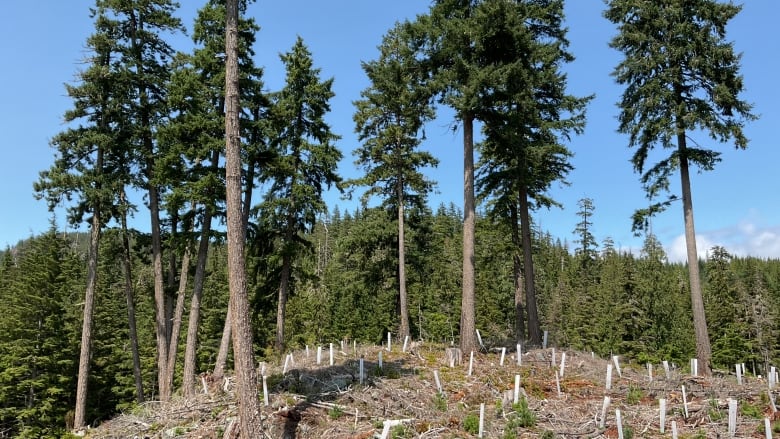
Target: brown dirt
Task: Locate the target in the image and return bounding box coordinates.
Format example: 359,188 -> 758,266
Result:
84,343 -> 779,438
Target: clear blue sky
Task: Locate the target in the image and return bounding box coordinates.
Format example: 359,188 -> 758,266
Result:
1,1 -> 777,262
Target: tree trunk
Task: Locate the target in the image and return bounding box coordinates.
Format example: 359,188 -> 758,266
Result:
120,195 -> 144,403
164,238 -> 191,394
678,132 -> 712,375
519,185 -> 542,345
460,113 -> 477,353
73,209 -> 101,430
213,303 -> 232,379
129,7 -> 170,401
397,179 -> 410,339
275,178 -> 299,352
183,175 -> 217,396
225,0 -> 262,435
166,214 -> 178,350
509,203 -> 525,342
215,107 -> 253,382
276,252 -> 292,353
149,182 -> 170,401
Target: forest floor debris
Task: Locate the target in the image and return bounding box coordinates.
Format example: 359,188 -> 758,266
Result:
85,343 -> 780,438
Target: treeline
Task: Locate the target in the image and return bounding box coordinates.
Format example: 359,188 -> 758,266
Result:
1,206 -> 778,436
2,0 -> 762,435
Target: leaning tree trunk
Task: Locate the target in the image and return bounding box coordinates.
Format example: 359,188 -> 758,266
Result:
73,208 -> 101,430
183,200 -> 216,396
397,178 -> 410,339
164,238 -> 192,395
225,0 -> 262,435
148,181 -> 170,401
120,194 -> 144,403
518,186 -> 542,346
678,131 -> 712,375
460,113 -> 477,353
213,302 -> 232,379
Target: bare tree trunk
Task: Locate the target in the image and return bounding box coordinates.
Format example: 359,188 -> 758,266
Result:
183,177 -> 217,396
519,186 -> 542,345
129,6 -> 170,401
460,113 -> 477,353
73,209 -> 101,430
509,203 -> 525,342
213,303 -> 232,379
397,179 -> 410,339
166,214 -> 178,349
149,185 -> 170,401
120,195 -> 144,403
678,132 -> 712,375
164,239 -> 191,394
276,252 -> 292,353
214,119 -> 256,381
225,0 -> 262,435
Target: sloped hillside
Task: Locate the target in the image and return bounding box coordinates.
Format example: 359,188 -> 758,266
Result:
85,343 -> 779,438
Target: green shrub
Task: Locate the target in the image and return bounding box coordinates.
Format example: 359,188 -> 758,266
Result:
511,397 -> 536,428
740,401 -> 763,419
626,385 -> 643,405
463,413 -> 480,435
328,405 -> 344,420
432,392 -> 447,411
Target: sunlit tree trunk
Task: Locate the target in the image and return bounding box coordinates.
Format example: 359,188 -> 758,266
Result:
678,131 -> 712,375
460,113 -> 477,353
74,203 -> 101,429
120,193 -> 144,403
225,0 -> 262,435
397,178 -> 410,339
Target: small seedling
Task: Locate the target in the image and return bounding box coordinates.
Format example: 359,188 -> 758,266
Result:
432,392 -> 447,411
462,413 -> 480,434
328,405 -> 344,420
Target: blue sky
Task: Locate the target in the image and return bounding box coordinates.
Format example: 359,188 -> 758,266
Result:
1,1 -> 777,262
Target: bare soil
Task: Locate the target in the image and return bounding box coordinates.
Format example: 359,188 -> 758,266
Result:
85,343 -> 779,438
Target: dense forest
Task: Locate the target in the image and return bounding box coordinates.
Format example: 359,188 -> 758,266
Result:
0,0 -> 769,436
2,212 -> 779,436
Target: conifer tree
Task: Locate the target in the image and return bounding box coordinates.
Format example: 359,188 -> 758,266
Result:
476,0 -> 589,345
415,0 -> 482,352
263,37 -> 341,353
352,22 -> 438,340
573,198 -> 598,262
224,0 -> 262,434
0,231 -> 81,437
605,0 -> 757,374
34,4 -> 135,427
164,0 -> 266,397
91,0 -> 183,400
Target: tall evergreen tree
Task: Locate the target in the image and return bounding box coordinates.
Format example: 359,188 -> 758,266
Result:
77,0 -> 184,401
417,0 -> 487,353
224,0 -> 262,435
263,37 -> 341,353
101,0 -> 183,400
573,198 -> 598,262
0,231 -> 81,437
352,22 -> 438,340
34,4 -> 135,427
476,0 -> 589,345
164,0 -> 266,397
605,0 -> 757,374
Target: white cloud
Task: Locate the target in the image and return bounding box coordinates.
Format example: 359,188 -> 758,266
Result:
665,216 -> 780,263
